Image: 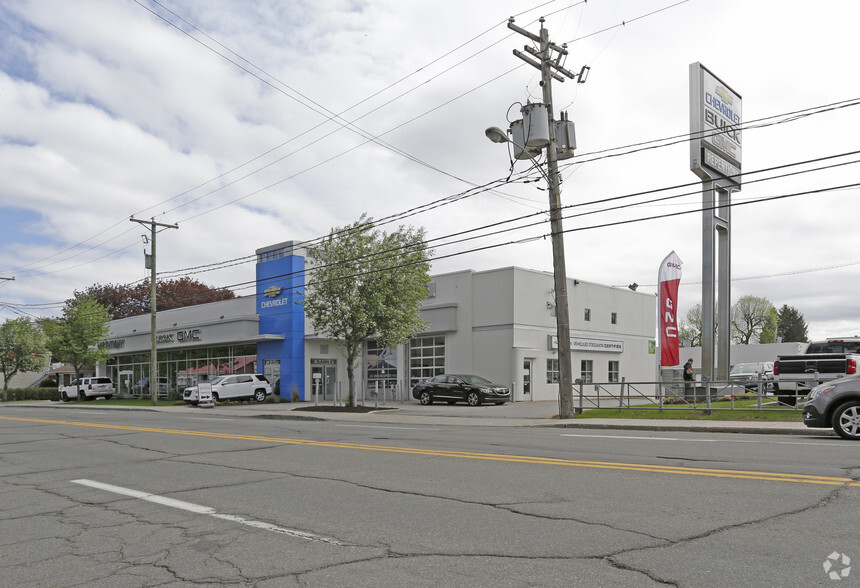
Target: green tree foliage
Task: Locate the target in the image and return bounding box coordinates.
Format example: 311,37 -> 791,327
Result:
777,305 -> 809,343
42,295 -> 112,387
302,216 -> 432,404
730,295 -> 776,345
0,318 -> 48,401
75,277 -> 234,319
679,304 -> 703,347
758,306 -> 779,344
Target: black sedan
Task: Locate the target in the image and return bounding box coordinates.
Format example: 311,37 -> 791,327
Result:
411,374 -> 510,406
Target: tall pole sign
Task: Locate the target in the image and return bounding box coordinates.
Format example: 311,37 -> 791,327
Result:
689,63 -> 742,384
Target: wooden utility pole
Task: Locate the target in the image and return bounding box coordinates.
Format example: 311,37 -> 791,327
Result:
130,217 -> 178,405
508,17 -> 579,418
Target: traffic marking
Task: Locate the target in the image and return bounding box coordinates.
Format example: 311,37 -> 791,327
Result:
71,479 -> 346,545
3,416 -> 857,488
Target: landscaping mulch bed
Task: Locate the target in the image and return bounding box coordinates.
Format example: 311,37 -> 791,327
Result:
291,405 -> 398,413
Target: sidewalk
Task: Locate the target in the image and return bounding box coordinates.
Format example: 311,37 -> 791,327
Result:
2,399 -> 827,436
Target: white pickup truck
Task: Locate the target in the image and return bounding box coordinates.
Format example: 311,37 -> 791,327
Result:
773,338 -> 860,405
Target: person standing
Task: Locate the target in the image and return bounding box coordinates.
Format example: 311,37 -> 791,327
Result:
683,357 -> 695,399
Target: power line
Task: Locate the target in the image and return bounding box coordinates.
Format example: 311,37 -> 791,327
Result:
1,0 -> 675,278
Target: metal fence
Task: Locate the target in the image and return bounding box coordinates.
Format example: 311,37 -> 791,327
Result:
573,377 -> 805,413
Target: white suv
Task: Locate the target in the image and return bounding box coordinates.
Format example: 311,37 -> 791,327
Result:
60,377 -> 115,401
183,374 -> 271,404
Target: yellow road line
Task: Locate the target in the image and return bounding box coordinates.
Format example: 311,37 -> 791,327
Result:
3,415 -> 858,487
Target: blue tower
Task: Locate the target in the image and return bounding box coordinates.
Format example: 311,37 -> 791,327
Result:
255,241 -> 305,400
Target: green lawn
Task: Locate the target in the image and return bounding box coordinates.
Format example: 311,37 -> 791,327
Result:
56,398 -> 181,407
575,398 -> 803,421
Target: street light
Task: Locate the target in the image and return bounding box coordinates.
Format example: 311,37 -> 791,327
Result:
485,121 -> 575,419
484,126 -> 552,183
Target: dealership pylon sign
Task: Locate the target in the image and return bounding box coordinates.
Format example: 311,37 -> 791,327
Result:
658,251 -> 683,367
689,62 -> 742,185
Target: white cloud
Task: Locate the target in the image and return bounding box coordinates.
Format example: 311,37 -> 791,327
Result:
1,0 -> 859,345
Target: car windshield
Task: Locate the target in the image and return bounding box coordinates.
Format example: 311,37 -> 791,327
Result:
458,375 -> 493,385
730,364 -> 760,375
209,376 -> 227,385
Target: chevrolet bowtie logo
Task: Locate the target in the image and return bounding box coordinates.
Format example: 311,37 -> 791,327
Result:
263,286 -> 283,298
715,85 -> 734,105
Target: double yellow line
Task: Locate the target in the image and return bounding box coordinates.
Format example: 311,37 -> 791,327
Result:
3,415 -> 858,487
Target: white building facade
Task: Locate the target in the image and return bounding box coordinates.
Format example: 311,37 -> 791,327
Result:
101,242 -> 657,402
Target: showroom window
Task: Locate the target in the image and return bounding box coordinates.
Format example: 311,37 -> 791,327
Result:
409,336 -> 445,386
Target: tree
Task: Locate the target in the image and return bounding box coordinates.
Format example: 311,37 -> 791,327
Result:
42,295 -> 112,397
74,277 -> 234,319
777,305 -> 809,343
730,295 -> 776,345
758,306 -> 779,344
302,216 -> 432,405
0,318 -> 48,401
679,304 -> 703,347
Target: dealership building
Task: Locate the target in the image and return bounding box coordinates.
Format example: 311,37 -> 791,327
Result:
101,241 -> 657,402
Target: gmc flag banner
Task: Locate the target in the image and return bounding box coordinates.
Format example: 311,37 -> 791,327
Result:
658,251 -> 683,366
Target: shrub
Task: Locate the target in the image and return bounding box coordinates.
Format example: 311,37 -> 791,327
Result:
2,388 -> 61,402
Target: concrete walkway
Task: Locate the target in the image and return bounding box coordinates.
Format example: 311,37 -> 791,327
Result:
2,398 -> 829,436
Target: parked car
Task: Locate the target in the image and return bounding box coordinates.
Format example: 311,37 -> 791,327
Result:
183,373 -> 271,404
412,374 -> 510,406
803,374 -> 860,440
774,338 -> 860,405
59,377 -> 114,401
729,362 -> 774,391
131,376 -> 170,397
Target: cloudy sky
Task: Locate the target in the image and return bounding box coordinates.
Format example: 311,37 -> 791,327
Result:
1,0 -> 859,342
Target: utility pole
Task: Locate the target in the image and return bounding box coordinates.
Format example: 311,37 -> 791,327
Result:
130,217 -> 178,406
508,17 -> 580,418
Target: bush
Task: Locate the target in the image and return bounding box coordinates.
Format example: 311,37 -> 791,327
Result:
2,388 -> 61,402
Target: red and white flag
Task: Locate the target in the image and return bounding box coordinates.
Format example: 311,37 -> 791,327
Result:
658,251 -> 683,366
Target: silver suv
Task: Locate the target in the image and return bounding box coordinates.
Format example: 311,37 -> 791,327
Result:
183,374 -> 271,404
803,374 -> 860,440
60,377 -> 114,401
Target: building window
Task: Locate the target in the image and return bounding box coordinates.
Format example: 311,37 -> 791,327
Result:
584,308 -> 591,321
367,340 -> 398,391
608,360 -> 620,383
409,336 -> 445,386
580,360 -> 593,383
546,359 -> 559,384
611,312 -> 617,325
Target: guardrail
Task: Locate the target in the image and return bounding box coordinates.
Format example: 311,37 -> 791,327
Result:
573,377 -> 805,413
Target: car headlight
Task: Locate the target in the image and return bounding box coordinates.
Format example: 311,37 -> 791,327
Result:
807,384 -> 834,401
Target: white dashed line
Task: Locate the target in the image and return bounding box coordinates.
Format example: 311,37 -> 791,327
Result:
71,479 -> 346,545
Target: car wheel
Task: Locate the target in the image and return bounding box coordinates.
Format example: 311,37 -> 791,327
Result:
466,391 -> 481,406
254,389 -> 266,403
78,392 -> 87,402
832,401 -> 860,441
61,391 -> 69,402
447,400 -> 457,405
419,391 -> 433,405
212,392 -> 220,403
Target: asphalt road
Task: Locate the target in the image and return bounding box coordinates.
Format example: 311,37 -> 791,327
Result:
1,404 -> 857,587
